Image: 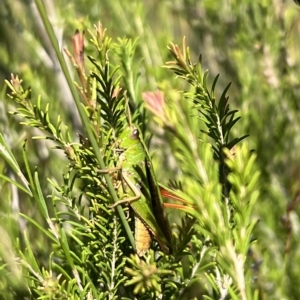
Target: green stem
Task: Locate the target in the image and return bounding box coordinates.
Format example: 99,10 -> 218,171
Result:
34,0 -> 135,251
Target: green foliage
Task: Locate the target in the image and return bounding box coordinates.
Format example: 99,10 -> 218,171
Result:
0,19 -> 258,300
1,0 -> 300,299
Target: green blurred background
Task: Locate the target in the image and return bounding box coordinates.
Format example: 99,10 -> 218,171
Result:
1,0 -> 300,298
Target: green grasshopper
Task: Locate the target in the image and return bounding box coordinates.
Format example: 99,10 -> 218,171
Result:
115,124 -> 172,256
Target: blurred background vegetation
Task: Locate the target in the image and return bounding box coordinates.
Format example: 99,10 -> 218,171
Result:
1,0 -> 300,299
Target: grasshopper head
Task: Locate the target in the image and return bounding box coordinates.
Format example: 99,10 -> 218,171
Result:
119,125 -> 141,149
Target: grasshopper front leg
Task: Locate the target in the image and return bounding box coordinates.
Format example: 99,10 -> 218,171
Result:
95,166 -> 122,191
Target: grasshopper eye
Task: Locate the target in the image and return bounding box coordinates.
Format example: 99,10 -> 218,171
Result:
131,129 -> 139,140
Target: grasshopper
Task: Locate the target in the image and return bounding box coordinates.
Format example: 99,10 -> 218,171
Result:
115,124 -> 172,256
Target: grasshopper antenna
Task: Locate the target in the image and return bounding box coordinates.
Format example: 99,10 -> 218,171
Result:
125,95 -> 133,126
